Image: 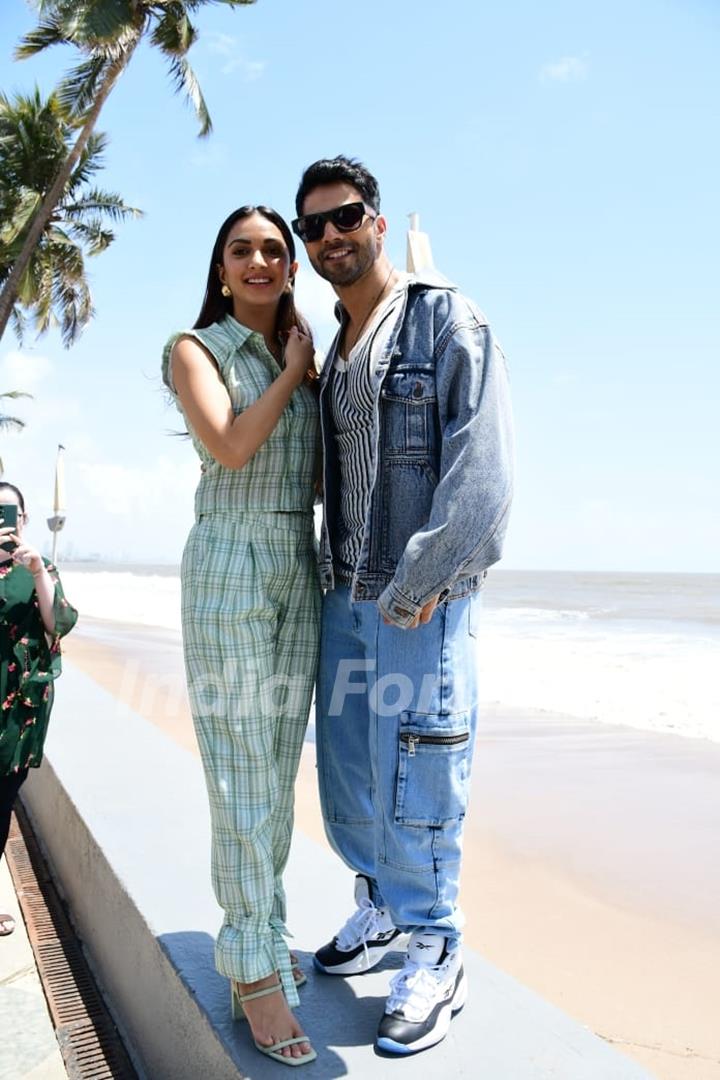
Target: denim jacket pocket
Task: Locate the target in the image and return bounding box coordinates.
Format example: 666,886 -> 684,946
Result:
380,460 -> 437,572
394,710 -> 471,827
380,369 -> 437,454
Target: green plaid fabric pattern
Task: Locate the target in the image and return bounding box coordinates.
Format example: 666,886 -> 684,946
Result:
182,513 -> 320,1002
163,318 -> 321,1001
162,315 -> 319,515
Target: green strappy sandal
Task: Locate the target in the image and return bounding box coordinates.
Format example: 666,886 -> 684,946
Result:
231,982 -> 317,1067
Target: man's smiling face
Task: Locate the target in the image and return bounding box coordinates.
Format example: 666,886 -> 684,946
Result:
300,182 -> 384,286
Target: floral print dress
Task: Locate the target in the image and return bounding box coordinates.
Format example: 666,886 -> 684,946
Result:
0,559 -> 77,776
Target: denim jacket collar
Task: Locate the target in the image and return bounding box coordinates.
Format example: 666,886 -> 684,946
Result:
321,269 -> 458,392
330,268 -> 457,326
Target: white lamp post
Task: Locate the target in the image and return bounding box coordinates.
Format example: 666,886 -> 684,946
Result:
46,443 -> 66,564
406,212 -> 434,272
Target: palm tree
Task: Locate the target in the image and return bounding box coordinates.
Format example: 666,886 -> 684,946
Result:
0,87 -> 142,346
0,0 -> 256,342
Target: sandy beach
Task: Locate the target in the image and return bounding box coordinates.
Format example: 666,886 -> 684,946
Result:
61,617 -> 720,1080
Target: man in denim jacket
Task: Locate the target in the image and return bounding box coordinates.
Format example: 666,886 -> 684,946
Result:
293,157 -> 513,1055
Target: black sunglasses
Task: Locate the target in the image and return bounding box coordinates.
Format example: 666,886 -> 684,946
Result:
291,201 -> 376,243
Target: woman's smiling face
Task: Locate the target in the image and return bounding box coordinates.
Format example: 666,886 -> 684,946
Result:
218,212 -> 296,310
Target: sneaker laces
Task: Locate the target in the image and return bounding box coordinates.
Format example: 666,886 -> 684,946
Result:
336,896 -> 386,967
386,962 -> 445,1022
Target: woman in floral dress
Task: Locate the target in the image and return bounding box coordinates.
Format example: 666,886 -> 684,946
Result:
0,481 -> 77,936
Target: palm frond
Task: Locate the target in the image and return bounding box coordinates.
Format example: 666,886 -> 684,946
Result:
65,132 -> 109,192
30,260 -> 57,336
9,306 -> 27,347
0,189 -> 42,246
66,218 -> 116,255
45,232 -> 86,281
150,7 -> 197,56
0,390 -> 34,402
52,273 -> 93,348
52,0 -> 139,48
166,54 -> 211,136
0,89 -> 71,200
14,16 -> 68,59
82,129 -> 109,159
20,233 -> 92,346
16,259 -> 39,307
62,188 -> 143,222
0,415 -> 27,433
0,391 -> 31,434
32,290 -> 57,338
57,55 -> 110,116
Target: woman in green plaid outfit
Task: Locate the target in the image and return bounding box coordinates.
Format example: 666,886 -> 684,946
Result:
162,206 -> 320,1066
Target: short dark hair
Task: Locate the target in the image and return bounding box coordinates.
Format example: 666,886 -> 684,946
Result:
295,156 -> 381,216
0,482 -> 25,514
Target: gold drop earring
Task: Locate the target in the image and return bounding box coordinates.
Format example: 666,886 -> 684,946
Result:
221,284 -> 232,297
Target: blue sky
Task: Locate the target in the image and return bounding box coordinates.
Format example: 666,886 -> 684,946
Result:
0,0 -> 718,570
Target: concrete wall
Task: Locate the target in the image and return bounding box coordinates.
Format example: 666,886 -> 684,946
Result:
22,663 -> 658,1079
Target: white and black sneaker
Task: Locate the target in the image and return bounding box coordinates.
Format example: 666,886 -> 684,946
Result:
375,932 -> 467,1055
314,874 -> 403,975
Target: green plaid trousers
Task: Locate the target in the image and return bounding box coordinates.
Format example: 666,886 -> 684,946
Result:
181,510 -> 320,1005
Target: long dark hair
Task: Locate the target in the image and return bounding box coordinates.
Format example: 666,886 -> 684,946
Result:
193,206 -> 311,342
0,482 -> 26,514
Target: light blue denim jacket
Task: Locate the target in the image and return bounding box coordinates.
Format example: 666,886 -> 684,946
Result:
318,270 -> 514,628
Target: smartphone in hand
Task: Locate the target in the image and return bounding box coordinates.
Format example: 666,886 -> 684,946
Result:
0,504 -> 18,553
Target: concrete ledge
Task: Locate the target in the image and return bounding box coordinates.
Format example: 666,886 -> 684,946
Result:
22,663 -> 657,1079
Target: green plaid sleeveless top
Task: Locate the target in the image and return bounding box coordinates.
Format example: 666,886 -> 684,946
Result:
162,315 -> 319,516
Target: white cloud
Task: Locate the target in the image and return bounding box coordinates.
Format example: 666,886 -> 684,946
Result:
0,349 -> 53,391
540,56 -> 588,83
203,30 -> 265,81
204,31 -> 236,56
221,57 -> 266,81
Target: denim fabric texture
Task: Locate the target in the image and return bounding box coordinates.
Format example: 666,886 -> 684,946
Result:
317,270 -> 514,627
316,585 -> 481,942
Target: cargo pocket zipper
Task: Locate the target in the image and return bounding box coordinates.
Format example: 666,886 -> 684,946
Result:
401,732 -> 470,757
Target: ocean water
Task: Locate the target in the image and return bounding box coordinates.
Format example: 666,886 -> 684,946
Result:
60,565 -> 720,745
479,571 -> 719,744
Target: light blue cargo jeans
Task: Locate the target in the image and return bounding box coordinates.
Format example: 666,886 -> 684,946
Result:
315,583 -> 481,944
